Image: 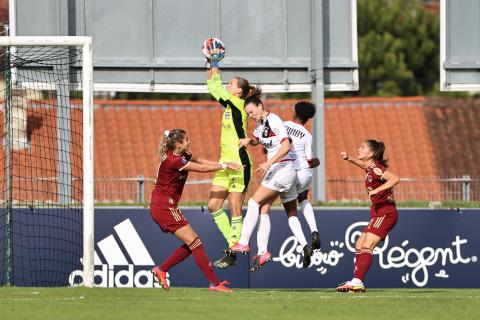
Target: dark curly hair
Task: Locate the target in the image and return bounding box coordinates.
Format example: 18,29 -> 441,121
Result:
294,101 -> 316,124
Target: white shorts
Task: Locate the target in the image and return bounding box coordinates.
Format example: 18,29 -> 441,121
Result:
261,162 -> 296,197
296,168 -> 313,193
280,168 -> 313,203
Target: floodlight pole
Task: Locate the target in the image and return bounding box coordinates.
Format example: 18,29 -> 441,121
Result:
311,0 -> 326,202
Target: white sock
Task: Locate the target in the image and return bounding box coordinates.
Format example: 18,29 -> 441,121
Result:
238,198 -> 260,246
288,216 -> 308,248
351,278 -> 363,285
300,200 -> 318,233
256,214 -> 271,255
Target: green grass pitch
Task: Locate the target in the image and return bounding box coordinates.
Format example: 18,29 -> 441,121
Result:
1,287 -> 479,320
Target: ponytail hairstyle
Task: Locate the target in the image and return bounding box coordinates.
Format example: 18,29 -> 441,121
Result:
294,101 -> 316,124
243,95 -> 264,110
235,77 -> 262,100
365,139 -> 388,167
158,129 -> 186,162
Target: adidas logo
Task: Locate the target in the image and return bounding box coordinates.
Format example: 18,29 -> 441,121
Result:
69,218 -> 166,288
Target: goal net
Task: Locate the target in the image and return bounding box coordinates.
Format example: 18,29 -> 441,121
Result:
0,37 -> 93,287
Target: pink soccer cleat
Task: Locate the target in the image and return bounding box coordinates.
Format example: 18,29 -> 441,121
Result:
209,281 -> 233,292
225,243 -> 250,255
151,266 -> 169,290
249,252 -> 272,272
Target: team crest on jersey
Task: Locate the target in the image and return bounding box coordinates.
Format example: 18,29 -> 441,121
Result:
224,111 -> 231,119
373,167 -> 383,176
261,124 -> 276,138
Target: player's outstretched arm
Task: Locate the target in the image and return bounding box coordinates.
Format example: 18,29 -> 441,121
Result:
189,154 -> 219,166
182,161 -> 241,173
340,151 -> 366,169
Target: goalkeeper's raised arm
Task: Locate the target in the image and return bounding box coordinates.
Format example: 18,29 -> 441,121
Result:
202,37 -> 262,269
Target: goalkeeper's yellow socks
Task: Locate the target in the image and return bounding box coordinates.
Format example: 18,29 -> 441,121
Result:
211,209 -> 231,243
228,216 -> 243,247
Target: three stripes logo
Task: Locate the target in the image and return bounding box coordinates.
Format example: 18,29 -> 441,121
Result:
69,218 -> 166,287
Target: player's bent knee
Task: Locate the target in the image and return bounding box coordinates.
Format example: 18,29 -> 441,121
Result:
207,199 -> 222,213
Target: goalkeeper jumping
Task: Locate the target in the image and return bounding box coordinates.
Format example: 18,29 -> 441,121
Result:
204,38 -> 262,268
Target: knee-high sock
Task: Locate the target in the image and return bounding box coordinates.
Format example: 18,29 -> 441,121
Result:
300,200 -> 318,233
288,216 -> 308,248
229,216 -> 243,247
353,248 -> 373,281
256,214 -> 271,255
160,244 -> 191,272
210,209 -> 231,244
352,249 -> 361,279
238,198 -> 260,246
189,237 -> 219,286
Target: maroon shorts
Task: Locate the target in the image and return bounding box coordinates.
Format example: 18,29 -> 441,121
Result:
150,203 -> 189,234
363,204 -> 398,240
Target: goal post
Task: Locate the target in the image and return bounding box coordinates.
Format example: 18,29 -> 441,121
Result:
0,36 -> 94,287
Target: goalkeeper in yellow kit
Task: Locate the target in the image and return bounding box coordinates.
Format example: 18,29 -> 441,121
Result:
205,38 -> 262,268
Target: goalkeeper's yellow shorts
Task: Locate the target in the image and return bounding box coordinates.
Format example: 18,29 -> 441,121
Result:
212,165 -> 252,193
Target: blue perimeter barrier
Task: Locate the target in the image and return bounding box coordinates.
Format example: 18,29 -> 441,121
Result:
2,207 -> 479,288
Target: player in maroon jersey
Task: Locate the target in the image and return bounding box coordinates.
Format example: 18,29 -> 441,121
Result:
150,129 -> 241,292
336,140 -> 400,293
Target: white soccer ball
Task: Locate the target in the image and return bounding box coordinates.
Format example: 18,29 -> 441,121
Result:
201,37 -> 226,60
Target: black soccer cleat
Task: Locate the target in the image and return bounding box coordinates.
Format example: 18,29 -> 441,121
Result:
213,253 -> 237,269
302,245 -> 313,268
311,231 -> 321,250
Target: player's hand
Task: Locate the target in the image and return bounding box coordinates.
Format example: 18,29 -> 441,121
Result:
209,39 -> 225,61
238,138 -> 250,148
225,162 -> 243,171
308,157 -> 320,168
368,189 -> 378,198
340,152 -> 349,160
256,162 -> 270,176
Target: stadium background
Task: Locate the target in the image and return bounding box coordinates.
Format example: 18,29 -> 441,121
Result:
1,96 -> 479,204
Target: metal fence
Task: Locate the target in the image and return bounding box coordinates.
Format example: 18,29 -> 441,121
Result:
94,176 -> 480,204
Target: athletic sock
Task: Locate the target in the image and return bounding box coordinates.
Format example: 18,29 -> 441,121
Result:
210,209 -> 231,243
256,214 -> 271,255
300,200 -> 318,233
189,237 -> 219,286
229,216 -> 243,247
288,216 -> 308,248
160,244 -> 191,272
353,248 -> 373,281
238,198 -> 260,246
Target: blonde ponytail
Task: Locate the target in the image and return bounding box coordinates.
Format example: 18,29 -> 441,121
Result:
158,129 -> 187,162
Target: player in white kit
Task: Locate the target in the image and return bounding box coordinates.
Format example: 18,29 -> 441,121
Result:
281,101 -> 321,268
226,96 -> 297,271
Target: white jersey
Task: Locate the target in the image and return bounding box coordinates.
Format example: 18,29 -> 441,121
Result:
284,120 -> 313,170
253,112 -> 295,162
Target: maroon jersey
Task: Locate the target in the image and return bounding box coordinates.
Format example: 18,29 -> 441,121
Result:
151,150 -> 192,205
365,162 -> 395,206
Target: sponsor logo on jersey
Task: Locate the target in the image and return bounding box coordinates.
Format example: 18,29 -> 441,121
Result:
373,167 -> 383,176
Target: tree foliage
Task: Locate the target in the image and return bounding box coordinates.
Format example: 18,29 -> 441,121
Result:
328,0 -> 440,97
